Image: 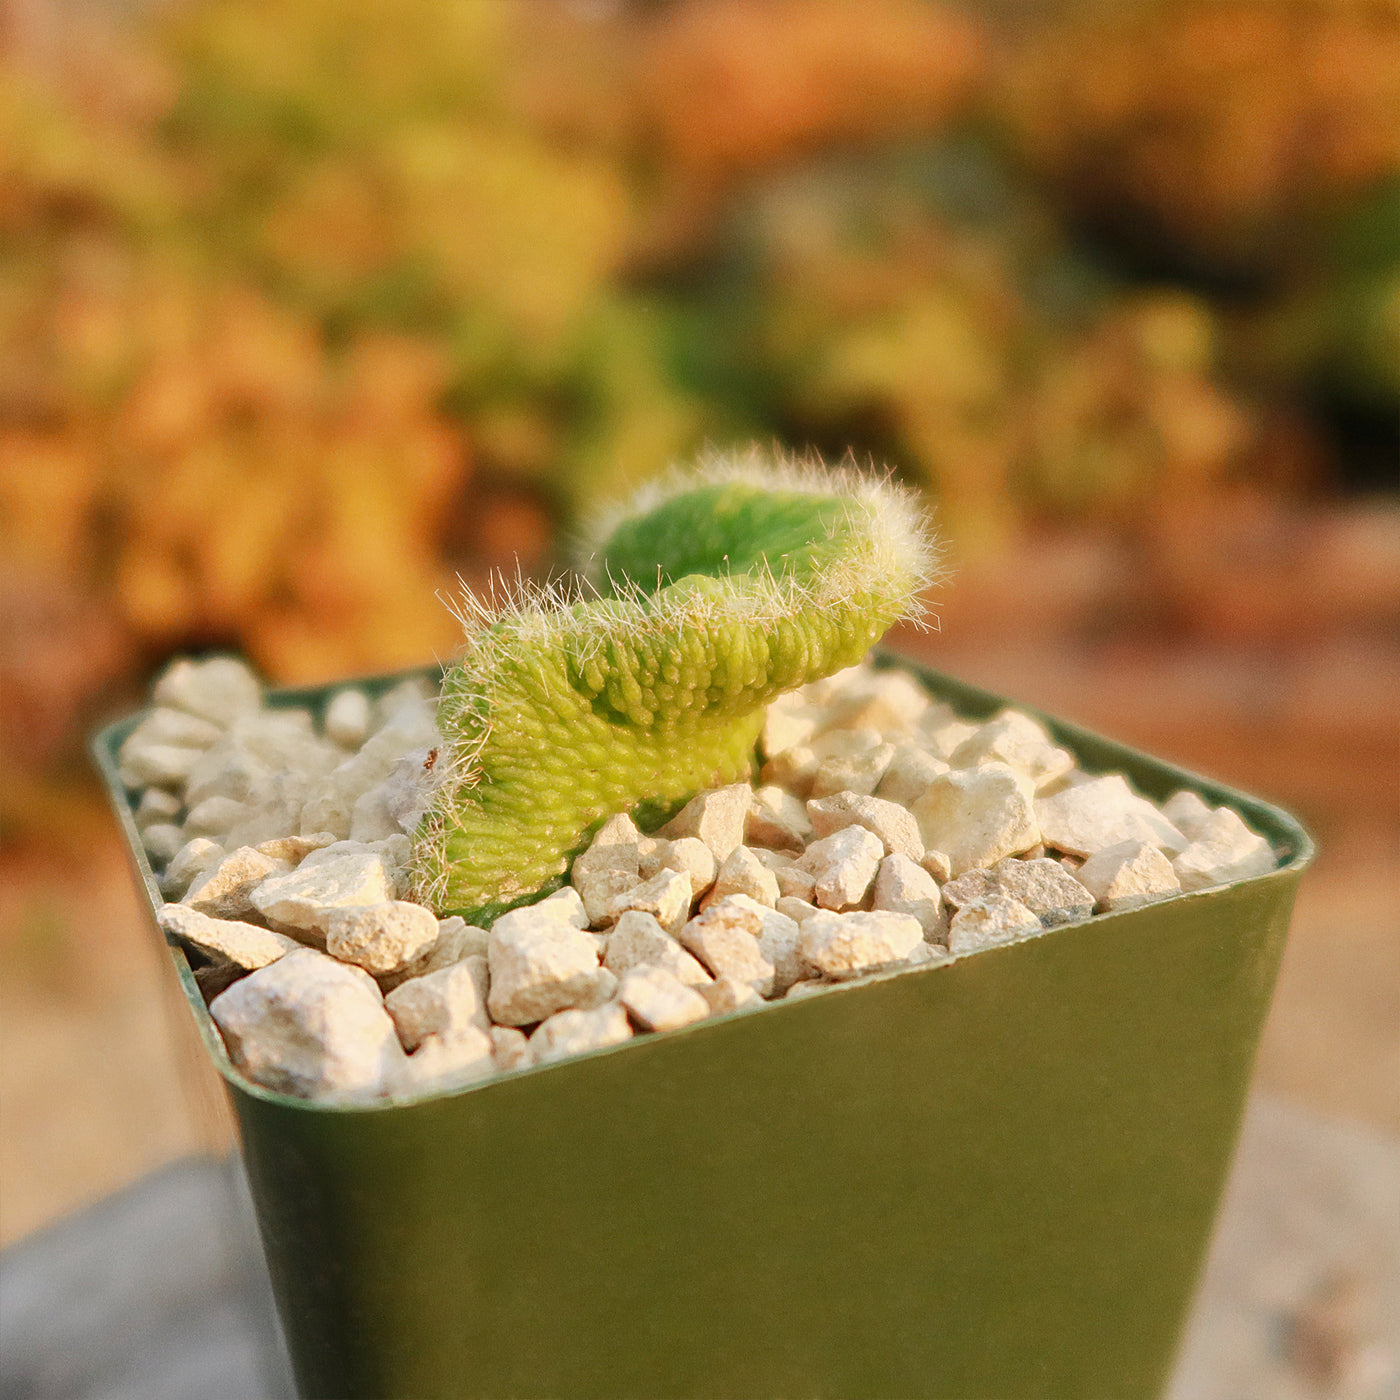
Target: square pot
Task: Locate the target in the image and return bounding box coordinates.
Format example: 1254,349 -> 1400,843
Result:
92,651 -> 1312,1400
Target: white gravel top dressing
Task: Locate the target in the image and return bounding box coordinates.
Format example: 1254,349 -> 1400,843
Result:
121,655 -> 1278,1102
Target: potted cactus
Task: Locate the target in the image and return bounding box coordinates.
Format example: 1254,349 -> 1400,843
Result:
95,451 -> 1310,1400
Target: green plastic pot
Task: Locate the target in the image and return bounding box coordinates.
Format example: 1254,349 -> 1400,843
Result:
92,651 -> 1312,1400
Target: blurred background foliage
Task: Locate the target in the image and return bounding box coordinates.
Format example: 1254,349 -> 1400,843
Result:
2,0 -> 1398,839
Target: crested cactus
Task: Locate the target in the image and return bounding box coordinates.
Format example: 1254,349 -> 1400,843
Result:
410,450 -> 940,924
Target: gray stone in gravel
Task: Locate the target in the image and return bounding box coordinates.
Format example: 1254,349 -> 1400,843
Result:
529,1003 -> 633,1063
946,894 -> 1042,955
384,956 -> 490,1051
797,910 -> 924,981
1075,840 -> 1182,912
807,791 -> 923,860
618,965 -> 710,1032
210,948 -> 402,1099
157,903 -> 301,969
992,856 -> 1095,926
323,900 -> 440,977
186,848 -> 292,922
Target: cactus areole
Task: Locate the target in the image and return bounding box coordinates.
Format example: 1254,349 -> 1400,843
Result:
410,452 -> 940,924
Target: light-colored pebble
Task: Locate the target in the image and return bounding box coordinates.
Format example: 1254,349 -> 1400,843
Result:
807,791 -> 923,860
921,715 -> 981,760
875,746 -> 950,807
701,978 -> 764,1014
161,837 -> 224,899
249,853 -> 393,937
325,689 -> 372,748
992,857 -> 1095,927
871,854 -> 947,942
1161,789 -> 1215,842
153,656 -> 262,728
618,965 -> 711,1032
1171,808 -> 1275,891
571,812 -> 644,925
910,763 -> 1040,877
946,894 -> 1042,954
209,948 -> 402,1098
1075,840 -> 1182,912
324,900 -> 440,976
158,903 -> 301,970
678,903 -> 775,996
119,742 -> 207,791
647,837 -> 717,899
186,846 -> 292,921
142,823 -> 186,864
705,847 -> 779,908
1034,774 -> 1187,860
939,868 -> 998,909
746,785 -> 812,851
658,784 -> 753,863
603,867 -> 693,934
529,1002 -> 633,1062
826,667 -> 933,735
775,896 -> 820,924
603,910 -> 712,988
184,796 -> 251,838
533,885 -> 590,928
949,711 -> 1075,792
798,825 -> 884,911
810,744 -> 897,799
797,910 -> 924,980
921,849 -> 952,883
134,787 -> 183,830
254,832 -> 337,863
394,1027 -> 495,1093
487,908 -> 606,1027
774,863 -> 817,902
489,1025 -> 532,1071
384,956 -> 490,1051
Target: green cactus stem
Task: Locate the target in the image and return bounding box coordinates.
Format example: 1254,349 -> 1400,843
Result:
411,450 -> 940,924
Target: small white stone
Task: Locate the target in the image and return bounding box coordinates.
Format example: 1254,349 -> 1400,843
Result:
746,785 -> 812,852
701,978 -> 764,1014
775,896 -> 820,924
381,914 -> 490,992
906,941 -> 950,967
826,668 -> 932,735
921,715 -> 981,761
123,706 -> 226,757
774,863 -> 817,903
910,763 -> 1040,876
603,910 -> 713,988
161,837 -> 224,899
618,965 -> 711,1032
678,903 -> 775,996
571,812 -> 644,924
806,791 -> 923,860
949,711 -> 1075,792
650,837 -> 718,899
875,746 -> 950,807
210,948 -> 401,1099
529,1003 -> 633,1062
797,825 -> 884,911
1171,809 -> 1274,891
921,849 -> 953,883
249,853 -> 394,940
1161,789 -> 1215,841
134,787 -> 183,830
394,1027 -> 495,1094
939,868 -> 998,909
1035,774 -> 1187,859
871,854 -> 947,942
325,688 -> 372,748
183,795 -> 250,838
705,847 -> 779,908
809,744 -> 896,799
603,867 -> 693,934
798,910 -> 924,980
153,656 -> 262,728
253,832 -> 337,864
158,903 -> 301,969
533,885 -> 590,928
1075,840 -> 1182,912
186,847 -> 292,921
490,1025 -> 532,1071
658,784 -> 753,863
759,745 -> 820,798
992,857 -> 1094,926
142,823 -> 186,865
946,894 -> 1042,954
752,904 -> 803,996
119,742 -> 207,791
324,900 -> 440,976
487,909 -> 604,1027
384,957 -> 490,1051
